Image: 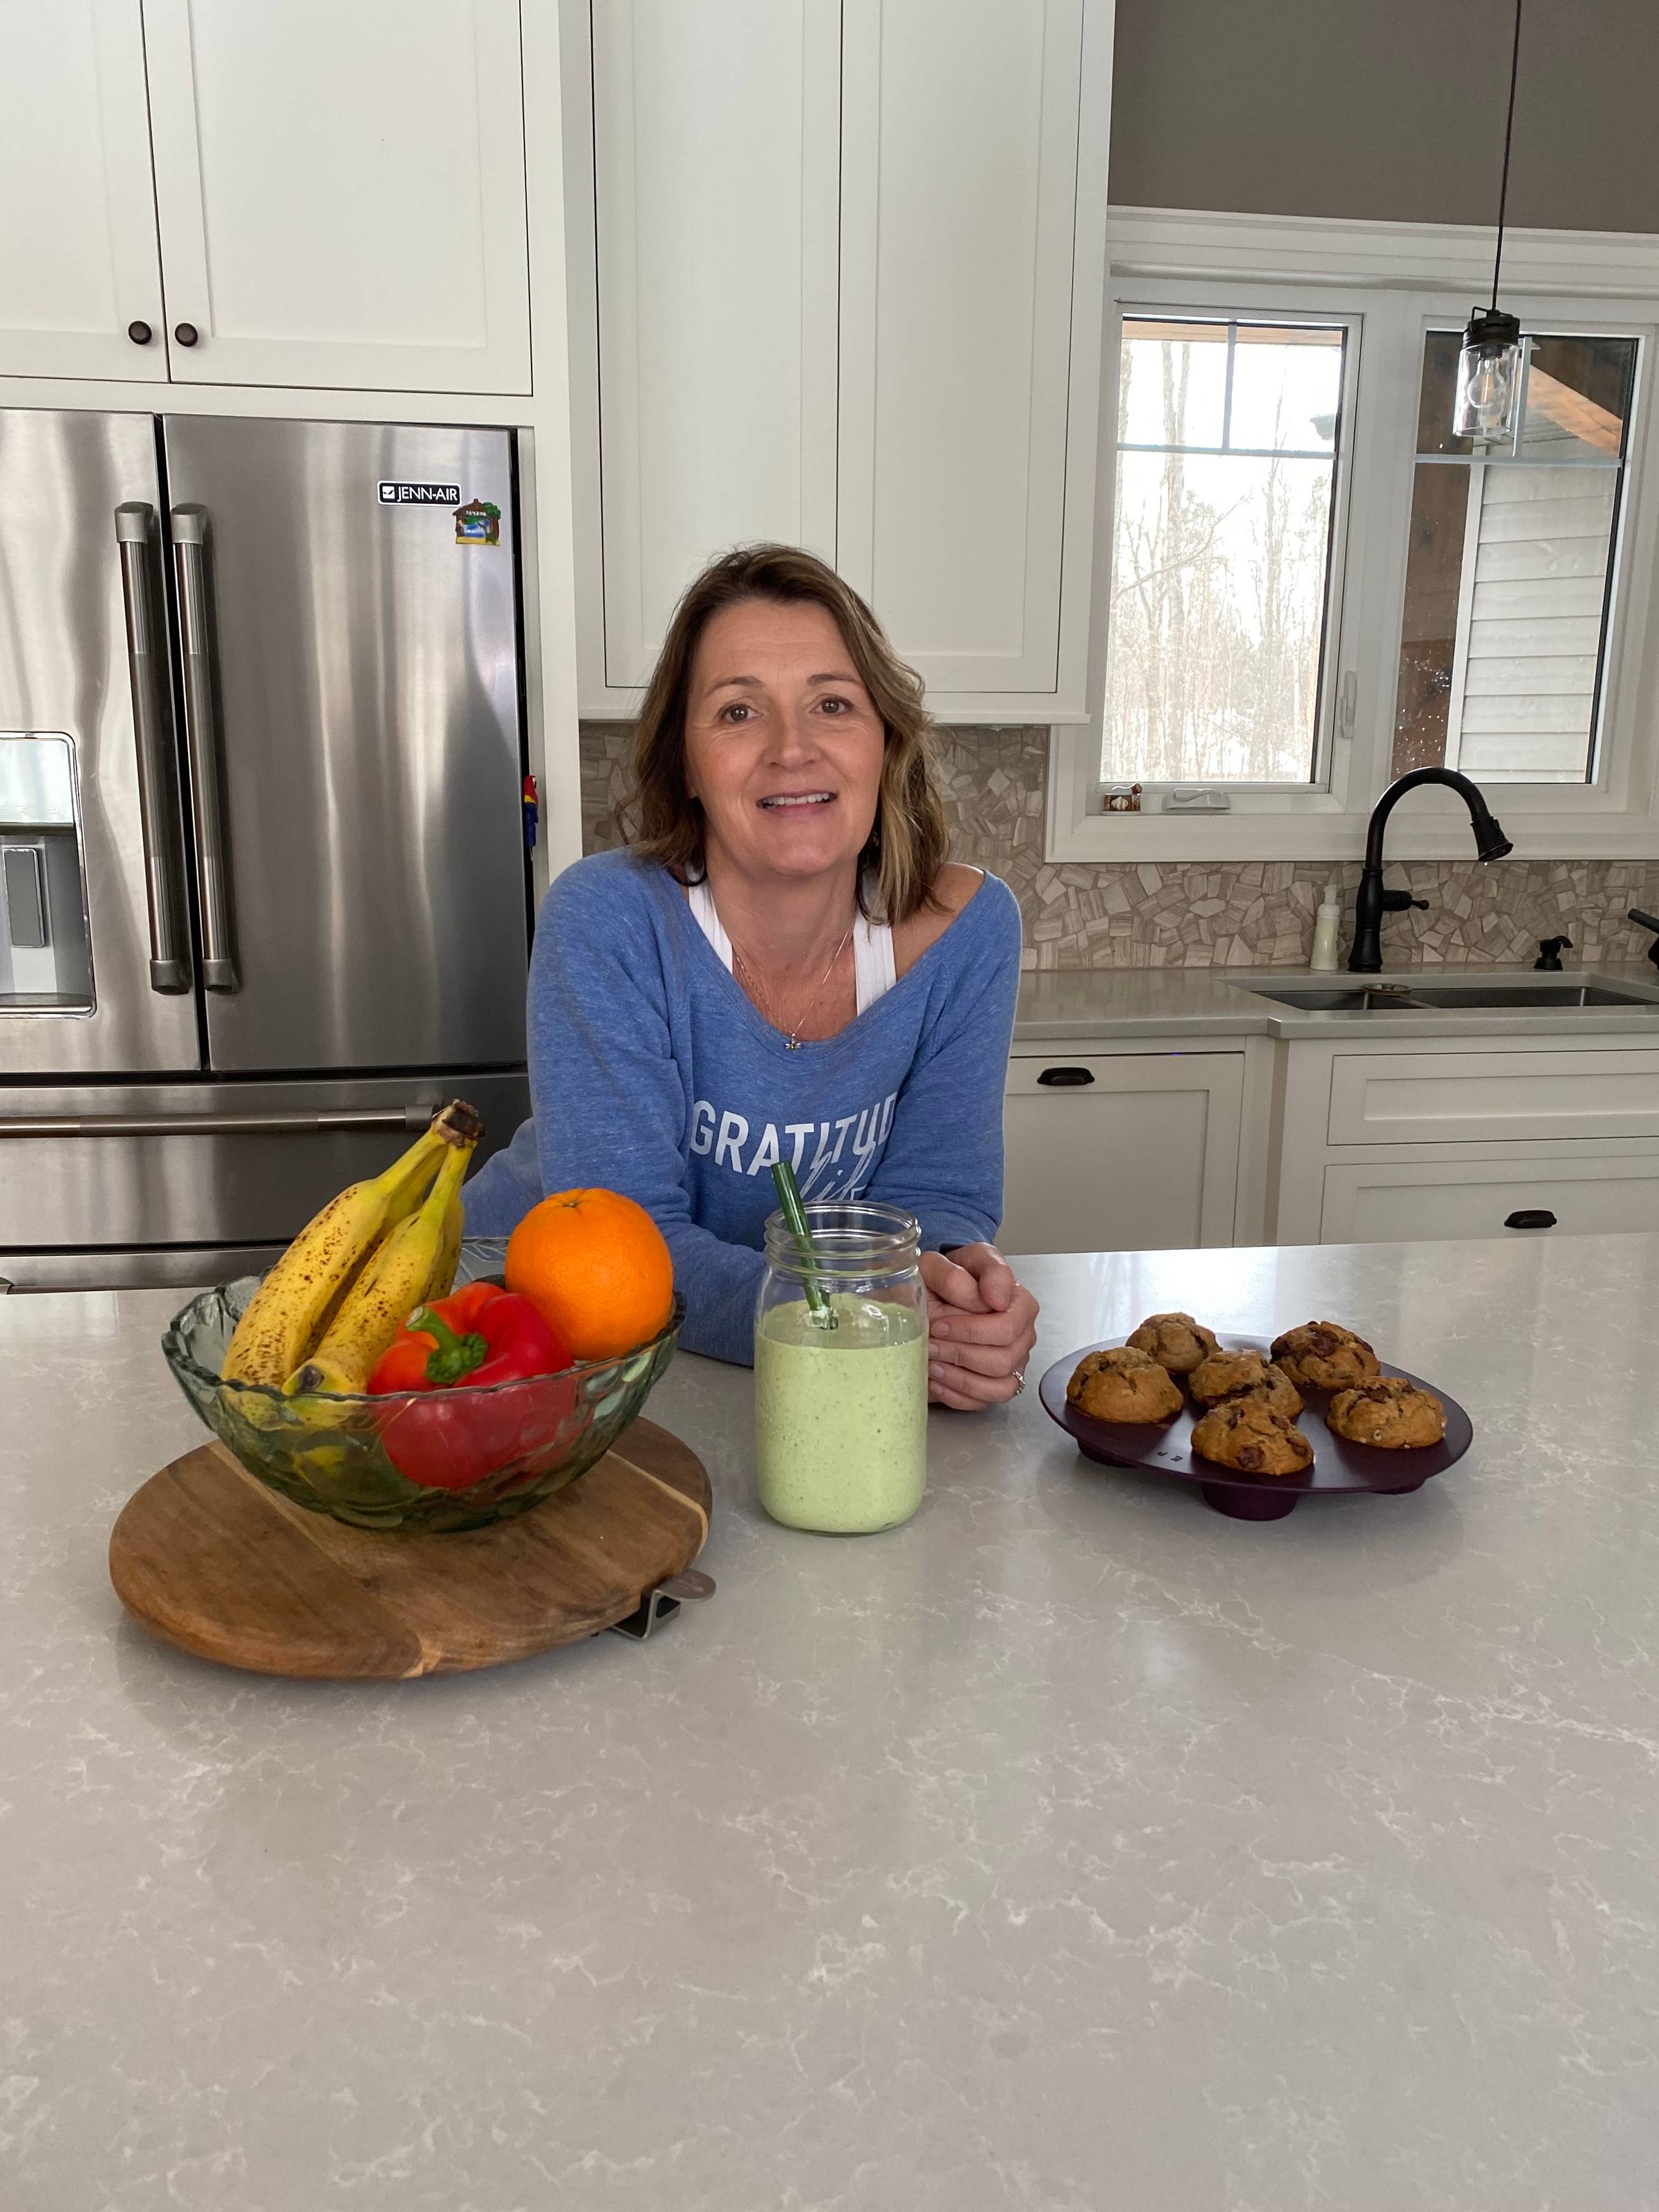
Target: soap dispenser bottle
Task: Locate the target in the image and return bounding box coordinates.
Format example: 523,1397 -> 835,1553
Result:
1309,882 -> 1342,971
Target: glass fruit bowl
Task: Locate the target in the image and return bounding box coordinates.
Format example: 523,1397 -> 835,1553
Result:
162,1273 -> 683,1533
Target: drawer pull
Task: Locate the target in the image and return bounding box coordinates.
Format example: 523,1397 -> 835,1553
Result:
1503,1208 -> 1557,1230
1037,1067 -> 1095,1088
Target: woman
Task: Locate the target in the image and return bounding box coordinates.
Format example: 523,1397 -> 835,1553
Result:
466,545 -> 1038,1409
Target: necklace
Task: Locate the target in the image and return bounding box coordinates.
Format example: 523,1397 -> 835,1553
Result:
731,925 -> 853,1049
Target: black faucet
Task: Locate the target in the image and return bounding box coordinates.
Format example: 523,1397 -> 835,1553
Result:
1348,768 -> 1513,973
1627,909 -> 1659,971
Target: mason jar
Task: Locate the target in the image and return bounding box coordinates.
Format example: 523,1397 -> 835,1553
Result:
753,1201 -> 929,1533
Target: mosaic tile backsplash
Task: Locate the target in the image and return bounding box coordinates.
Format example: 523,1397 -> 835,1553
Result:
579,723 -> 1659,971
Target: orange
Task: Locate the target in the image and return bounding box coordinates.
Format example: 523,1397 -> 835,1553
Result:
505,1188 -> 675,1362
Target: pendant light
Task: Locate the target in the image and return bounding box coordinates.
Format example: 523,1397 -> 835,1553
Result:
1454,0 -> 1526,440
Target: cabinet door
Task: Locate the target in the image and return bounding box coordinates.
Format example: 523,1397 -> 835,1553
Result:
837,0 -> 1087,697
0,0 -> 166,379
1001,1054 -> 1244,1255
590,0 -> 841,688
142,0 -> 530,393
1320,1145 -> 1659,1244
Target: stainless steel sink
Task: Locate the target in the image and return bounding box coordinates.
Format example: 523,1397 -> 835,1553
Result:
1239,980 -> 1659,1013
1403,982 -> 1655,1008
1241,986 -> 1422,1012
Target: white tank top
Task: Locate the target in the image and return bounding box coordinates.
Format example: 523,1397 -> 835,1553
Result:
686,879 -> 897,1015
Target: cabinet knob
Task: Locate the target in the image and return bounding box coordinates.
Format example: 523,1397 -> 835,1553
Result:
1503,1208 -> 1557,1230
126,320 -> 153,346
174,322 -> 199,348
1037,1066 -> 1095,1087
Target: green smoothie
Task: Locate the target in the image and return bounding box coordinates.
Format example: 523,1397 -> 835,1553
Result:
754,1294 -> 928,1533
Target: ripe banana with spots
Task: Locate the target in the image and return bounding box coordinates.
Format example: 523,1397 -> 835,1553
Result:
432,1188 -> 465,1309
285,1130 -> 478,1396
221,1100 -> 481,1387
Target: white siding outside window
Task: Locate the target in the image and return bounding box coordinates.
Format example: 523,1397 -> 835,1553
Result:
1450,466 -> 1619,782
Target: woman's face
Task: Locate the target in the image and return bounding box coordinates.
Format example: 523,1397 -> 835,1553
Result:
683,598 -> 886,888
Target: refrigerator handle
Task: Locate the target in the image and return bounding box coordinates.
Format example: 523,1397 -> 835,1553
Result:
170,506 -> 238,991
0,1105 -> 439,1138
114,504 -> 191,993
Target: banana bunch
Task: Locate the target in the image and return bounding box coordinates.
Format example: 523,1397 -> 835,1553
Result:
222,1100 -> 482,1393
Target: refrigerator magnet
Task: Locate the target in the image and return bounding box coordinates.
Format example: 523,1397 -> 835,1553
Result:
454,498 -> 501,547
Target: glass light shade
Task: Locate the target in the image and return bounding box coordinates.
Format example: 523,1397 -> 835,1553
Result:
1453,308 -> 1523,440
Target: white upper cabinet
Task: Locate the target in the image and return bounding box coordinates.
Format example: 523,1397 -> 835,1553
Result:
142,0 -> 532,393
0,0 -> 167,380
587,0 -> 841,688
572,0 -> 1112,716
837,0 -> 1091,704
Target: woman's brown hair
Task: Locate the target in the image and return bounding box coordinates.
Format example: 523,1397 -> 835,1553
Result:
614,543 -> 950,924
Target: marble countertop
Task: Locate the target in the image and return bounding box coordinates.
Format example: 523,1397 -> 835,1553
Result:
1014,960 -> 1659,1042
7,1236 -> 1659,2210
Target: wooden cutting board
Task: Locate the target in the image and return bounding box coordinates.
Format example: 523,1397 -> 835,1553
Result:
109,1417 -> 713,1680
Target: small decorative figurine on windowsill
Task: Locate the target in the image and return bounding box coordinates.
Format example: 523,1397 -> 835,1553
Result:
1103,783 -> 1143,814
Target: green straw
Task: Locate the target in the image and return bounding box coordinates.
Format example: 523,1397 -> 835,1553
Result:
771,1159 -> 836,1328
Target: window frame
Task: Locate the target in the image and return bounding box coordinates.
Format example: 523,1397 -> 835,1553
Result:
1096,290 -> 1362,808
1406,308 -> 1646,806
1049,241 -> 1659,863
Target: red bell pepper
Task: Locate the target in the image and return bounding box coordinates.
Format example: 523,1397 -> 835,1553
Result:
368,1281 -> 567,1391
368,1282 -> 577,1490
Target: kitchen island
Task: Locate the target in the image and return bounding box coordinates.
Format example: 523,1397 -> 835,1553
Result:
6,1237 -> 1658,2211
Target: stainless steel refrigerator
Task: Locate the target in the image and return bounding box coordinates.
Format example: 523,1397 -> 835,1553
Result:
0,410 -> 531,1291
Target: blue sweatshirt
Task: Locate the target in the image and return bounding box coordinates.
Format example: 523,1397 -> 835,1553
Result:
465,850 -> 1022,1364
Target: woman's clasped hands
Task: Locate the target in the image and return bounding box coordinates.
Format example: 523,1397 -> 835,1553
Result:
919,1244 -> 1039,1409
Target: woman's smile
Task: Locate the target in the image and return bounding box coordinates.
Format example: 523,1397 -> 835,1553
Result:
756,788 -> 836,812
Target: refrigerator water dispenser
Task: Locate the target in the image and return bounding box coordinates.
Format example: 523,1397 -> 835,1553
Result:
0,735 -> 92,1009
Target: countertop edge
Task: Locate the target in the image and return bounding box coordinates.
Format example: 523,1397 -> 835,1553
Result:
1013,963 -> 1659,1047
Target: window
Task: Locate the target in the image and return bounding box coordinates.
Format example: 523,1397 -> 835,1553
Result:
1049,221 -> 1659,863
1101,317 -> 1348,791
1394,330 -> 1638,786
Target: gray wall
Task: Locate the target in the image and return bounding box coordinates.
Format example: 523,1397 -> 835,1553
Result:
1109,0 -> 1659,234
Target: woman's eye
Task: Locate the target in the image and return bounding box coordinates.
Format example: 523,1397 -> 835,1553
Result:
817,695 -> 852,715
719,702 -> 753,724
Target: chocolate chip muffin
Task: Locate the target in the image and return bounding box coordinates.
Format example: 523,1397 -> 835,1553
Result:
1327,1376 -> 1445,1449
1125,1311 -> 1219,1377
1269,1321 -> 1380,1392
1190,1398 -> 1314,1477
1067,1345 -> 1184,1424
1188,1347 -> 1304,1420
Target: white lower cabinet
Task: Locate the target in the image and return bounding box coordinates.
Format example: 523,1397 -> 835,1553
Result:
1326,1047 -> 1659,1145
1000,1051 -> 1244,1255
1002,1029 -> 1659,1259
1276,1033 -> 1659,1248
1318,1144 -> 1659,1244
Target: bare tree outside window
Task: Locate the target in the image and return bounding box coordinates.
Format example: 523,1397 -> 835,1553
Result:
1101,320 -> 1346,789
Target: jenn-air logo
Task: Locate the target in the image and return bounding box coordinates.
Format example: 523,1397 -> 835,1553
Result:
377,481 -> 461,505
